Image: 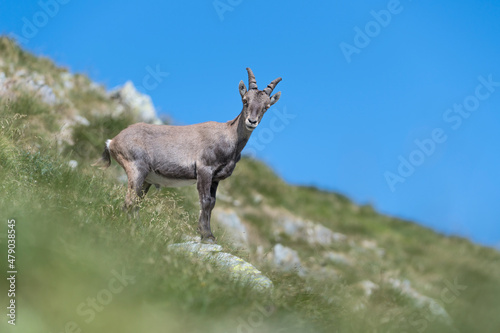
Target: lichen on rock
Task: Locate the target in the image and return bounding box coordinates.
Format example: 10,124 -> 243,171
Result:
167,241 -> 273,292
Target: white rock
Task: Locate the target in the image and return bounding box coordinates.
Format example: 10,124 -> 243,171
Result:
275,217 -> 347,246
310,266 -> 338,281
36,83 -> 57,105
272,243 -> 306,276
387,278 -> 452,325
112,103 -> 125,117
89,82 -> 103,92
214,209 -> 248,246
60,72 -> 74,90
216,192 -> 240,206
110,81 -> 159,123
324,251 -> 353,266
359,280 -> 379,297
361,239 -> 385,257
253,193 -> 263,204
168,241 -> 273,292
168,241 -> 223,254
15,69 -> 27,77
0,71 -> 58,105
73,115 -> 90,126
68,160 -> 78,169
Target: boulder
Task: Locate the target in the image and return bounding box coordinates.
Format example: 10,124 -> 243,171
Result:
168,241 -> 273,292
358,280 -> 379,297
360,239 -> 385,257
0,70 -> 57,105
387,277 -> 452,325
109,81 -> 160,124
272,243 -> 306,276
323,251 -> 353,266
214,209 -> 248,247
274,217 -> 346,246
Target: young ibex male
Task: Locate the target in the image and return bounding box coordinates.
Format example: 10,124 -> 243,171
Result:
94,68 -> 282,243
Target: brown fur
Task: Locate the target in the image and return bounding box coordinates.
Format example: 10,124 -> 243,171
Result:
95,68 -> 282,242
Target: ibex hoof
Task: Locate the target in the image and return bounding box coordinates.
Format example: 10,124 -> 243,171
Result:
201,236 -> 216,244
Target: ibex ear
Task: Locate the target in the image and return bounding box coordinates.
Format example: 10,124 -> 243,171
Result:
270,91 -> 281,106
239,80 -> 247,97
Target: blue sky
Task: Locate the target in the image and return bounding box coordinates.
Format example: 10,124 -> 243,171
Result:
1,0 -> 499,248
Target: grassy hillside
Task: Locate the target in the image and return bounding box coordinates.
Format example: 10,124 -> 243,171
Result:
1,37 -> 499,332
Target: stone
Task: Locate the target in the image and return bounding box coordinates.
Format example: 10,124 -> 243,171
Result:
359,280 -> 379,297
216,192 -> 240,206
214,209 -> 248,246
167,241 -> 273,292
68,160 -> 78,169
387,277 -> 452,325
0,71 -> 57,105
272,243 -> 306,276
60,72 -> 74,90
109,81 -> 160,124
73,115 -> 90,126
274,217 -> 347,246
253,193 -> 263,204
310,266 -> 339,282
324,251 -> 353,266
37,85 -> 57,105
168,241 -> 223,254
360,239 -> 385,257
212,252 -> 273,291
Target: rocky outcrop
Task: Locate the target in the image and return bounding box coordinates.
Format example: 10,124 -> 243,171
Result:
359,239 -> 385,257
167,241 -> 273,292
0,70 -> 57,105
358,280 -> 379,297
214,209 -> 248,247
387,277 -> 452,325
274,216 -> 347,246
271,243 -> 306,276
323,251 -> 353,266
109,81 -> 161,124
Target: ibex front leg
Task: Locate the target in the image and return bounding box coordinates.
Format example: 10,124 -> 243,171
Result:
196,167 -> 217,243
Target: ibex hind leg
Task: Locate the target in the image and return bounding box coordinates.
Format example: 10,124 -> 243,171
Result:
125,182 -> 152,219
121,161 -> 149,219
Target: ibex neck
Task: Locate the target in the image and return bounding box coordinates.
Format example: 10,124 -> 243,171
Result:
229,109 -> 252,154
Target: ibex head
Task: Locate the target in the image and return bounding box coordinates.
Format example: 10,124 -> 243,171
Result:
238,68 -> 281,131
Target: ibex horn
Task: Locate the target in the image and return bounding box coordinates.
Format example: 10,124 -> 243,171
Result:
246,68 -> 258,90
263,77 -> 282,96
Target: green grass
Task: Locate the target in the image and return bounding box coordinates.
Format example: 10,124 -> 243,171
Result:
0,38 -> 499,333
0,136 -> 318,332
69,112 -> 136,163
0,37 -> 65,78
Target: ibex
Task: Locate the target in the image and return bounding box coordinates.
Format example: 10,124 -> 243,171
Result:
94,68 -> 282,243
